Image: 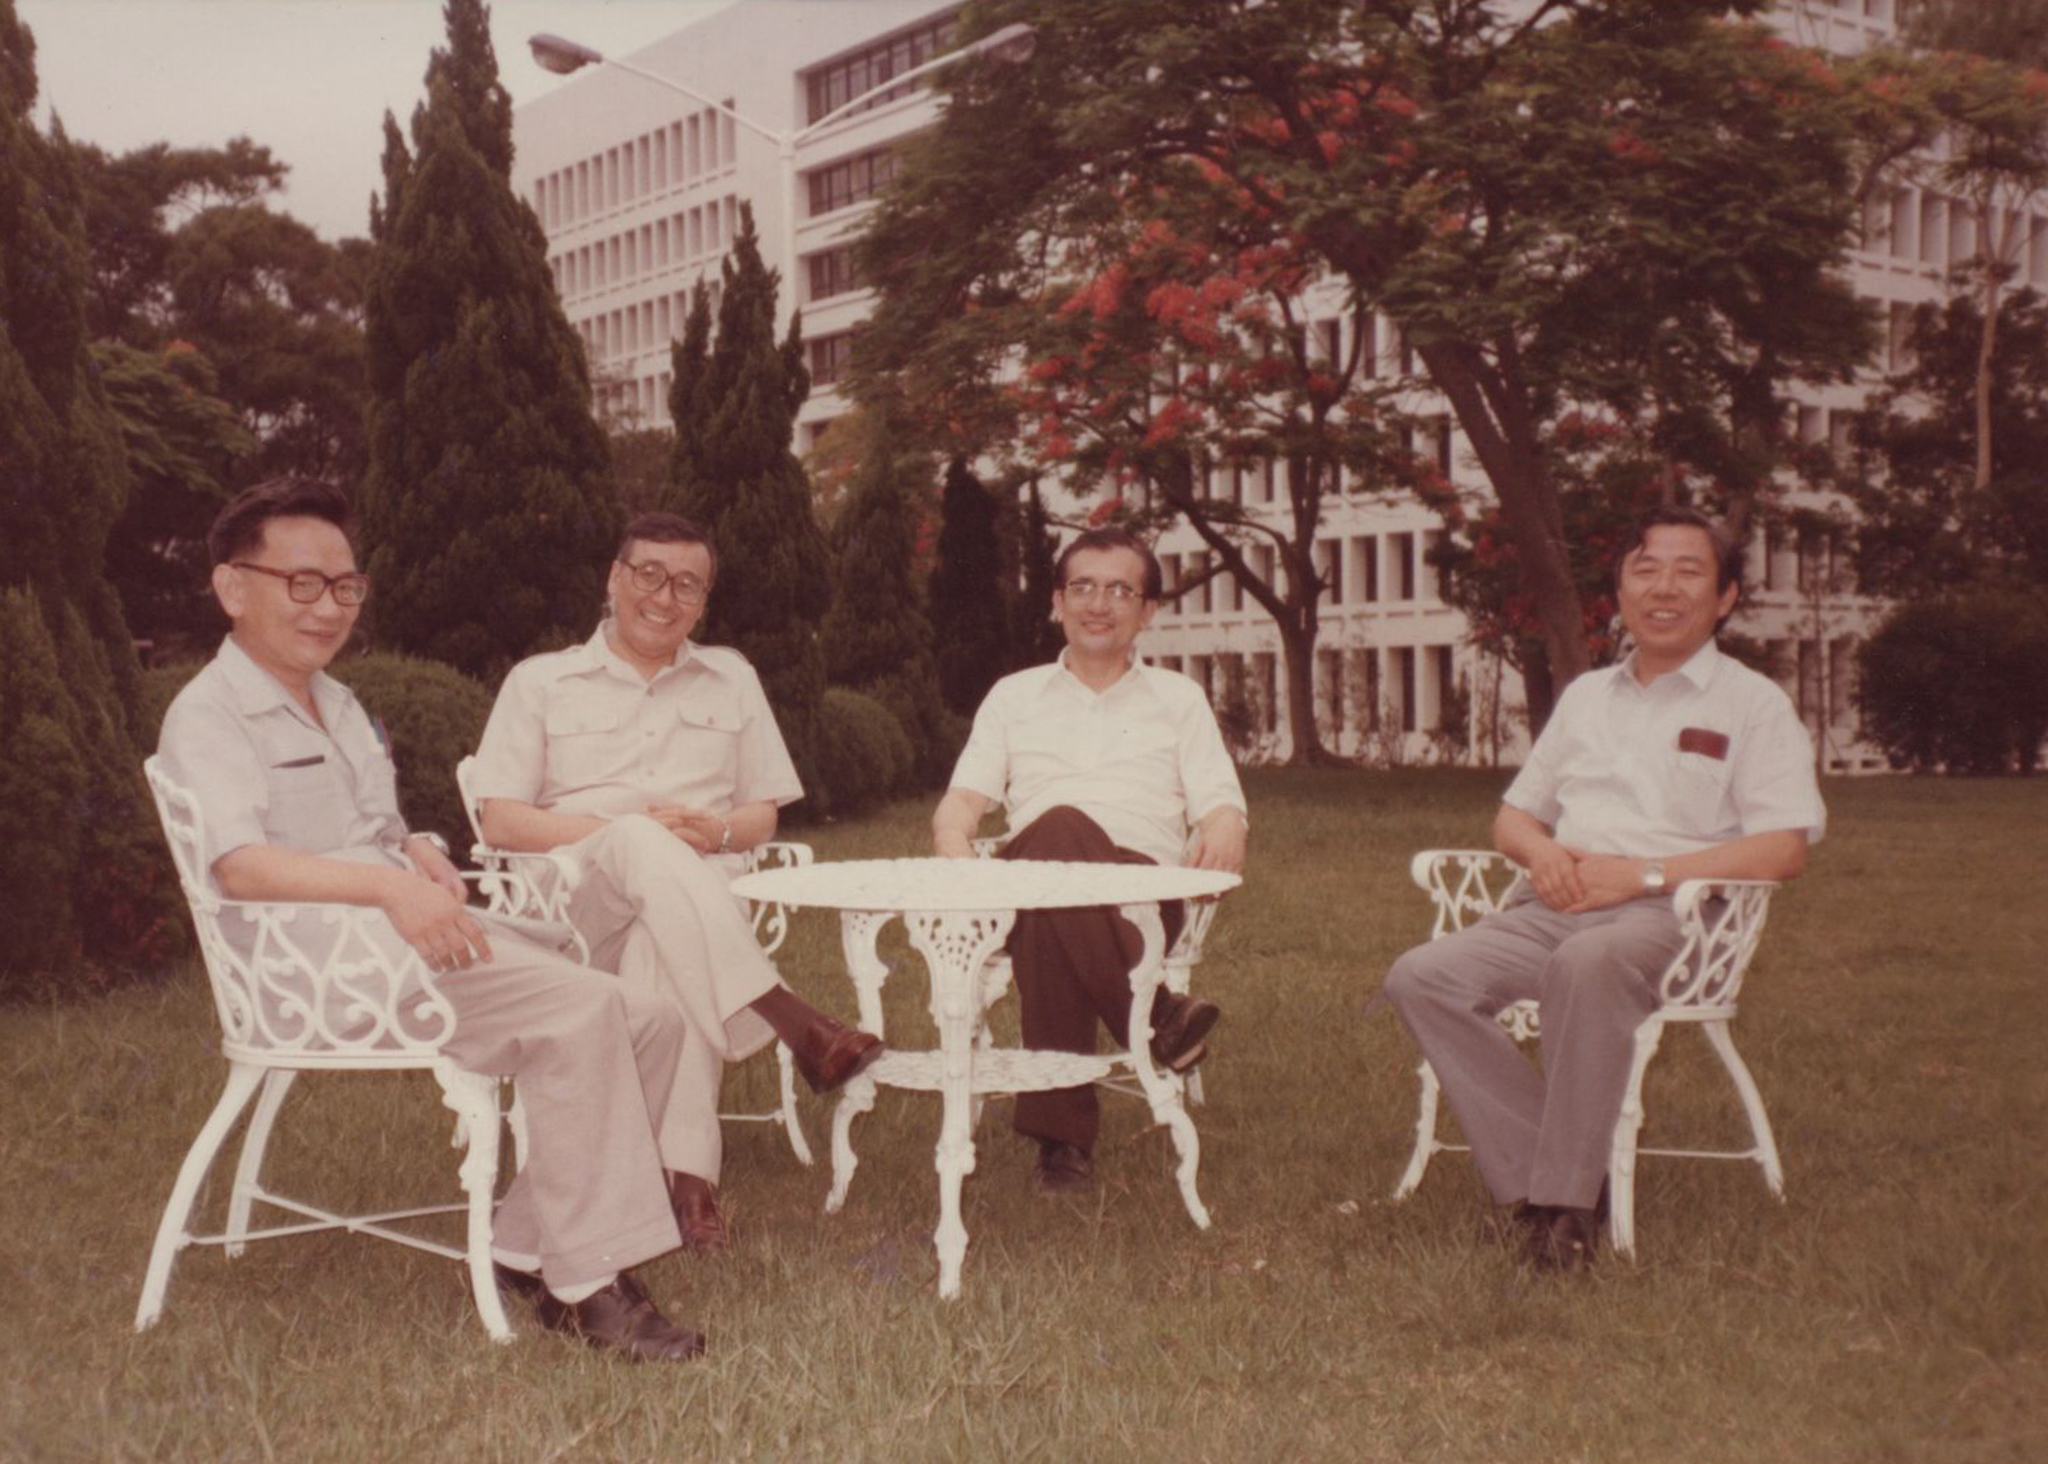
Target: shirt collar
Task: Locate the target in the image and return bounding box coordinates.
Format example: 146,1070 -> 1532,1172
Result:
585,621 -> 703,682
216,633 -> 350,728
1052,646 -> 1146,697
1622,637 -> 1722,694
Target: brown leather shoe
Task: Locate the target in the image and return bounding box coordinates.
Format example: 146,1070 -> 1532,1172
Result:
787,1014 -> 884,1094
666,1171 -> 730,1254
1034,1139 -> 1094,1194
534,1273 -> 706,1362
1148,991 -> 1220,1073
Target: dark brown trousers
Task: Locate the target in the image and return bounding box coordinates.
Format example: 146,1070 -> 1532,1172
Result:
1000,806 -> 1186,1149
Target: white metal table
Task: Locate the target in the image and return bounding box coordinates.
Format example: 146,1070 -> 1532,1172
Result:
729,856 -> 1238,1298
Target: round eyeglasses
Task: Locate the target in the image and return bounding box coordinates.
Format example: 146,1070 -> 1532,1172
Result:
233,562 -> 371,607
618,558 -> 710,604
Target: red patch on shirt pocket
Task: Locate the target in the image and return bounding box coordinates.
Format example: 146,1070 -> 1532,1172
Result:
1678,726 -> 1730,760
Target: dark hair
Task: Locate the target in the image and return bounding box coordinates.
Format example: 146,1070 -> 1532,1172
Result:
1055,526 -> 1163,602
207,477 -> 353,566
618,511 -> 717,581
1617,505 -> 1743,596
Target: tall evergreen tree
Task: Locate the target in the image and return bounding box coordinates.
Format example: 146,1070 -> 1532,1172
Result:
359,0 -> 619,680
928,457 -> 1013,716
666,205 -> 832,800
1,0 -> 172,986
820,408 -> 947,782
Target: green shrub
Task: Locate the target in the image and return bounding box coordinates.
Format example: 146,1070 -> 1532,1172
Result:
1856,588 -> 2048,774
329,652 -> 493,847
136,660 -> 204,752
811,687 -> 916,818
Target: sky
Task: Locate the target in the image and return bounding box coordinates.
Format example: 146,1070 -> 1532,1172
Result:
19,0 -> 737,241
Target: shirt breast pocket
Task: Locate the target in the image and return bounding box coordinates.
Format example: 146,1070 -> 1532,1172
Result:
266,758 -> 351,852
543,701 -> 631,788
674,701 -> 743,777
1666,750 -> 1736,838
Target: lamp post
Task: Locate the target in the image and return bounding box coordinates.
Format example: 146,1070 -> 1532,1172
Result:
529,22 -> 1032,341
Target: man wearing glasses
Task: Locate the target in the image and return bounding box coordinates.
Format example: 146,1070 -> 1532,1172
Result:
469,512 -> 881,1252
932,526 -> 1248,1194
156,478 -> 705,1360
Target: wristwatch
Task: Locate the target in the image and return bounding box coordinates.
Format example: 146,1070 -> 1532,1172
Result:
408,830 -> 451,859
1640,859 -> 1667,895
717,819 -> 733,854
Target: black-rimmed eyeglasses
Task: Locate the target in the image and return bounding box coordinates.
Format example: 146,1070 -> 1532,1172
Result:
233,562 -> 371,607
618,558 -> 710,604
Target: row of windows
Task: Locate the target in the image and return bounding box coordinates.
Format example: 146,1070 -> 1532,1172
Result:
808,331 -> 857,386
1152,644 -> 1458,739
807,245 -> 862,304
1173,419 -> 1455,504
1865,186 -> 2048,284
549,195 -> 740,298
806,146 -> 899,218
575,279 -> 724,365
1158,531 -> 1447,617
531,103 -> 739,231
803,13 -> 955,125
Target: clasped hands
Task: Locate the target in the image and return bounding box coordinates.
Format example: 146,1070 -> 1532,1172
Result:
1525,842 -> 1654,914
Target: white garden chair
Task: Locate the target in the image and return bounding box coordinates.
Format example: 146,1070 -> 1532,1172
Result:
136,758 -> 521,1341
453,756 -> 816,1164
967,834 -> 1222,1112
1392,849 -> 1785,1258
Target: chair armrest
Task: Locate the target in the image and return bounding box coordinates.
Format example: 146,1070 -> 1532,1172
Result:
740,840 -> 813,955
970,836 -> 1006,860
467,844 -> 581,924
1411,849 -> 1516,937
1662,879 -> 1777,1008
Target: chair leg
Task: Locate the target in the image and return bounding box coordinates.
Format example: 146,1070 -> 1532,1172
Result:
136,1062 -> 266,1331
1608,1020 -> 1667,1261
1701,1019 -> 1786,1198
434,1062 -> 513,1343
225,1069 -> 297,1257
1392,1060 -> 1443,1201
775,1041 -> 813,1166
506,1083 -> 530,1175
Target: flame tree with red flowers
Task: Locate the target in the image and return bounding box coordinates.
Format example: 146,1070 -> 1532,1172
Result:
851,0 -> 1876,735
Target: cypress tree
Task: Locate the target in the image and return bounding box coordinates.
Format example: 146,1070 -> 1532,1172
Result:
666,204 -> 832,802
1011,480 -> 1065,669
359,0 -> 620,681
928,457 -> 1013,715
820,409 -> 947,783
1,0 -> 171,986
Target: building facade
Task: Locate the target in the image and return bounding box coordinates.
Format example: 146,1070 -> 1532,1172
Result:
512,0 -> 2026,773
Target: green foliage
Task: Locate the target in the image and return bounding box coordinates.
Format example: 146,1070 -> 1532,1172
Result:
1855,588 -> 2048,774
856,0 -> 1876,726
929,457 -> 1016,716
0,1 -> 177,990
359,0 -> 619,681
1849,289 -> 2048,599
810,686 -> 915,818
665,207 -> 833,807
328,651 -> 494,848
96,341 -> 251,655
135,659 -> 204,752
821,409 -> 948,784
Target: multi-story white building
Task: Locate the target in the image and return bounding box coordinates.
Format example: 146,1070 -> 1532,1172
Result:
512,0 -> 2029,773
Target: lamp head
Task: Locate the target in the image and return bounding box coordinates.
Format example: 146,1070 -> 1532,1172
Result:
529,33 -> 603,76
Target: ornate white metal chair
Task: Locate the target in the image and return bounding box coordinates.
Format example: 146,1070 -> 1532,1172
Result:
136,757 -> 520,1340
966,834 -> 1222,1112
453,755 -> 816,1164
1392,849 -> 1785,1258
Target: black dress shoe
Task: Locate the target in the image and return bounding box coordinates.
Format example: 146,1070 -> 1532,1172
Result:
666,1171 -> 730,1254
493,1261 -> 549,1307
1148,991 -> 1220,1073
1524,1205 -> 1600,1274
534,1273 -> 706,1362
789,1016 -> 884,1094
1034,1139 -> 1095,1194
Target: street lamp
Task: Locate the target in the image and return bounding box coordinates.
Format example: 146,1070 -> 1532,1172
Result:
528,22 -> 1033,336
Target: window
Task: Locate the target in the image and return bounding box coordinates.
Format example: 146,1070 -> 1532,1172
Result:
1432,646 -> 1456,732
1358,534 -> 1380,602
806,147 -> 901,216
804,14 -> 957,125
1318,648 -> 1344,735
1390,531 -> 1416,600
808,331 -> 857,386
807,246 -> 862,303
1320,539 -> 1343,605
1395,647 -> 1417,732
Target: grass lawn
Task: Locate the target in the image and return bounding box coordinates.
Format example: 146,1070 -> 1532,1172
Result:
2,768 -> 2043,1463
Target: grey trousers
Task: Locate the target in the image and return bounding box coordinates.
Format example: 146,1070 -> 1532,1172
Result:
437,930 -> 685,1288
564,816 -> 783,1180
1381,890 -> 1682,1211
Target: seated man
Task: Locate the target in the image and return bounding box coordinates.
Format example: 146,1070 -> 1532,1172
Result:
469,511 -> 880,1251
1381,506 -> 1825,1271
158,478 -> 702,1361
932,525 -> 1248,1193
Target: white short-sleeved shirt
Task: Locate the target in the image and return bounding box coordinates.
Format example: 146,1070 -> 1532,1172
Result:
469,625 -> 802,821
1503,639 -> 1826,857
948,653 -> 1247,867
156,635 -> 411,880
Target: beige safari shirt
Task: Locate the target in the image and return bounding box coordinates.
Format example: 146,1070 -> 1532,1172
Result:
469,625 -> 803,820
